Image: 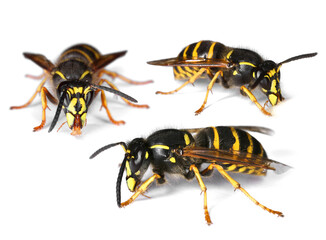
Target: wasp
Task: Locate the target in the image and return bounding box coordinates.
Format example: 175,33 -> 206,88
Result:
148,40 -> 317,115
90,126 -> 289,225
10,44 -> 152,135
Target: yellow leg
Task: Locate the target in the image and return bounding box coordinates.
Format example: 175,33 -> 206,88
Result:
240,86 -> 272,116
190,165 -> 213,225
209,164 -> 283,217
121,174 -> 160,207
194,71 -> 222,115
99,69 -> 153,85
99,89 -> 125,125
156,67 -> 206,95
10,76 -> 48,110
99,79 -> 149,108
33,87 -> 56,132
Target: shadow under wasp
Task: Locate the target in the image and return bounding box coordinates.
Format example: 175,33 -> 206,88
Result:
90,126 -> 290,225
148,40 -> 317,116
10,44 -> 152,135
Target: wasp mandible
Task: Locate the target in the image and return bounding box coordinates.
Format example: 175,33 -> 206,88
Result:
148,40 -> 317,115
90,126 -> 290,225
11,44 -> 152,135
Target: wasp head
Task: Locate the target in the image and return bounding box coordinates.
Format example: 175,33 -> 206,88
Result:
123,138 -> 151,192
257,60 -> 283,106
61,83 -> 94,135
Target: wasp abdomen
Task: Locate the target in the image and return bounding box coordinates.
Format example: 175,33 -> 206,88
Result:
195,126 -> 267,175
57,44 -> 101,65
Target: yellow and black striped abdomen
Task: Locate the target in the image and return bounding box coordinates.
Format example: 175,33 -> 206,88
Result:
173,41 -> 228,81
195,126 -> 268,175
57,44 -> 101,66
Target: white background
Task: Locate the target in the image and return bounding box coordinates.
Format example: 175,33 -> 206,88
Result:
0,0 -> 325,239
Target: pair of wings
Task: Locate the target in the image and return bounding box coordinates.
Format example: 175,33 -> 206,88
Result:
180,126 -> 290,175
147,57 -> 234,68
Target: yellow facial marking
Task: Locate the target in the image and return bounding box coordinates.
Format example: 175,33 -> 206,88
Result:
271,80 -> 277,94
73,87 -> 83,94
67,98 -> 78,114
66,112 -> 75,128
126,161 -> 132,177
83,86 -> 91,95
79,70 -> 90,80
55,71 -> 67,80
150,145 -> 170,150
145,151 -> 149,159
184,134 -> 191,145
127,177 -> 136,192
267,69 -> 276,78
169,157 -> 176,163
233,70 -> 238,75
135,170 -> 140,176
81,113 -> 86,127
269,94 -> 278,106
78,98 -> 86,114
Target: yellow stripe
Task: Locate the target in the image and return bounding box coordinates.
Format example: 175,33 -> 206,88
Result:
55,71 -> 67,80
212,127 -> 219,149
230,128 -> 240,151
238,167 -> 247,173
82,45 -> 100,59
150,145 -> 170,150
227,164 -> 237,171
207,42 -> 217,59
169,157 -> 176,163
192,41 -> 202,58
183,45 -> 190,59
184,134 -> 191,145
226,50 -> 233,59
61,49 -> 93,63
246,132 -> 253,154
239,62 -> 256,68
73,87 -> 83,94
79,70 -> 90,80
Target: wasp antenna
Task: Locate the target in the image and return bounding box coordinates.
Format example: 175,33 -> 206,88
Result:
116,156 -> 127,207
90,84 -> 138,103
48,91 -> 66,133
278,52 -> 317,66
89,142 -> 127,159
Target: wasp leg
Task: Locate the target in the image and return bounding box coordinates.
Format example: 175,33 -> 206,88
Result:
99,89 -> 125,125
120,174 -> 161,207
33,87 -> 57,132
240,86 -> 272,116
10,76 -> 49,110
99,79 -> 149,108
156,67 -> 206,95
189,165 -> 212,225
208,163 -> 283,217
194,70 -> 222,115
25,71 -> 47,80
99,69 -> 153,85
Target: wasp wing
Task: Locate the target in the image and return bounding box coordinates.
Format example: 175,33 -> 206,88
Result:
182,126 -> 274,136
182,147 -> 290,174
147,57 -> 233,68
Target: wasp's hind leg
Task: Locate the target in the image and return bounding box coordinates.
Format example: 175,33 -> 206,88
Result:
99,69 -> 153,85
194,70 -> 223,115
209,163 -> 283,217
